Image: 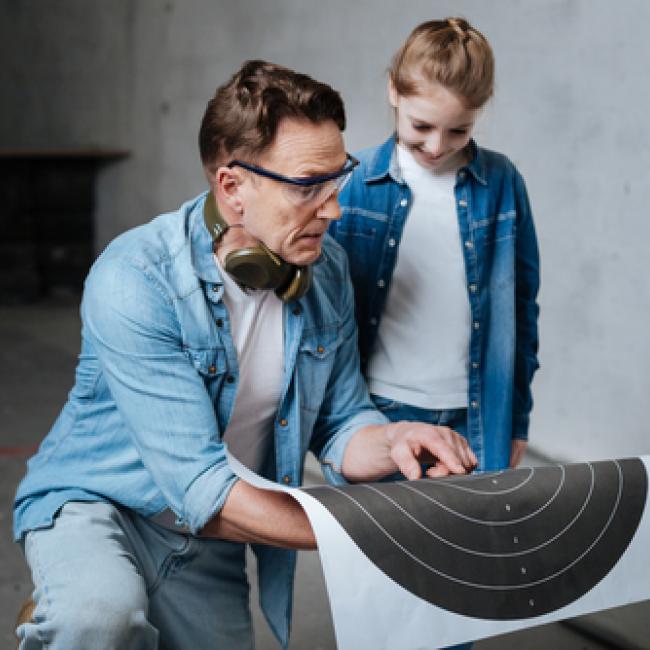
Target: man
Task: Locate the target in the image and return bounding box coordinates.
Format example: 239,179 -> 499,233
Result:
13,60 -> 476,650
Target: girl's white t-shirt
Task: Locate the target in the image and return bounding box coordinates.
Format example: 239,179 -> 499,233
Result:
366,144 -> 470,409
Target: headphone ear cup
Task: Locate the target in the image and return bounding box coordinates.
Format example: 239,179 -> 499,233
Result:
205,192 -> 312,301
276,265 -> 312,302
224,247 -> 291,291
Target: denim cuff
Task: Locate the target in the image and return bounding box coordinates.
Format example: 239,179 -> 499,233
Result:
181,462 -> 239,534
319,409 -> 389,486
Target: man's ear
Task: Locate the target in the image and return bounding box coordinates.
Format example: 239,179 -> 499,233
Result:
213,166 -> 244,216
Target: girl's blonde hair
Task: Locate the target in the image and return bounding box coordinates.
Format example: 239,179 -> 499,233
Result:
389,17 -> 494,109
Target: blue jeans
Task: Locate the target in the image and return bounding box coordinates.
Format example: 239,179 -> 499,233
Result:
17,501 -> 253,650
371,395 -> 473,650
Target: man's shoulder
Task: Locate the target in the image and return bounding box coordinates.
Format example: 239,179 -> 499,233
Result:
91,195 -> 205,279
83,194 -> 209,313
101,197 -> 198,260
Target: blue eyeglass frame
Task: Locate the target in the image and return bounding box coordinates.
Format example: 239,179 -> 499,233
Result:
227,153 -> 359,187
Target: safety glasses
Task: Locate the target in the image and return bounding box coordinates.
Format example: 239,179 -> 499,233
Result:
227,154 -> 359,207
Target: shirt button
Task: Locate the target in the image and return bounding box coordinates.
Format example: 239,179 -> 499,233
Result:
212,285 -> 219,292
370,317 -> 378,326
400,198 -> 408,207
473,321 -> 480,330
469,283 -> 477,293
377,279 -> 385,288
279,418 -> 288,427
215,318 -> 224,328
472,361 -> 480,370
208,365 -> 217,374
292,305 -> 302,316
465,240 -> 474,249
317,345 -> 325,354
458,171 -> 466,180
388,238 -> 396,247
458,199 -> 468,208
282,475 -> 291,484
471,400 -> 479,409
226,375 -> 235,383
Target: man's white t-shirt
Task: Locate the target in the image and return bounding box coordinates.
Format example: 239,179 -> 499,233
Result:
366,144 -> 470,409
217,255 -> 284,472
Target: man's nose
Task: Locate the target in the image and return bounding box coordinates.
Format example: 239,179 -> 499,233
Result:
316,191 -> 341,221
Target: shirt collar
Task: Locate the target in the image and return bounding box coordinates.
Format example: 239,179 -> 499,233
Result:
363,134 -> 401,184
463,139 -> 488,186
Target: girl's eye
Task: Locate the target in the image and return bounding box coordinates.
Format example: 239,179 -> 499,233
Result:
412,123 -> 431,132
450,129 -> 468,135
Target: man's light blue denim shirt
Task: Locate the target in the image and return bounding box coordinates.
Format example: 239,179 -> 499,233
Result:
331,135 -> 540,472
14,191 -> 387,647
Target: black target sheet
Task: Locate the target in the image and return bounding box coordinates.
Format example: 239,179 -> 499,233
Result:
303,458 -> 647,620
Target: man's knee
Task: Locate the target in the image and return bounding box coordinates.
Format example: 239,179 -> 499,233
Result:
19,592 -> 157,650
70,597 -> 155,647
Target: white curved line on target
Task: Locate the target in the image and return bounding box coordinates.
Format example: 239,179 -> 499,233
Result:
324,461 -> 623,591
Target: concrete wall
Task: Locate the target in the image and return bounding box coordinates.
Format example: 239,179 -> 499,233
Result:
2,0 -> 649,462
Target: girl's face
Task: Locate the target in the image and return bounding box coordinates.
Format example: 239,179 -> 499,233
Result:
389,78 -> 480,171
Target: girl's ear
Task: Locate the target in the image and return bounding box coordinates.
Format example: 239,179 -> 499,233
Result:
387,77 -> 400,109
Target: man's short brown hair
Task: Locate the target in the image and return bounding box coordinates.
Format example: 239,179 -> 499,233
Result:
199,60 -> 346,174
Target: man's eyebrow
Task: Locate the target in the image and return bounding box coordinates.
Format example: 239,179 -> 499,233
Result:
299,160 -> 348,177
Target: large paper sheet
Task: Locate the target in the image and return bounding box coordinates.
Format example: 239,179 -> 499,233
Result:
228,454 -> 650,649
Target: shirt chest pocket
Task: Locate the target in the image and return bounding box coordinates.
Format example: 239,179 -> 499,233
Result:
472,210 -> 516,245
297,327 -> 342,413
185,347 -> 228,397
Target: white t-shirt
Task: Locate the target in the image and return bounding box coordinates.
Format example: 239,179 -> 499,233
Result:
366,144 -> 470,409
217,255 -> 284,472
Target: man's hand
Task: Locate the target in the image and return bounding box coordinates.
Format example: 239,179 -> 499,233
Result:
386,421 -> 478,480
342,421 -> 477,483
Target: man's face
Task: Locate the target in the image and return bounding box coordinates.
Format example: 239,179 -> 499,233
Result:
236,118 -> 346,266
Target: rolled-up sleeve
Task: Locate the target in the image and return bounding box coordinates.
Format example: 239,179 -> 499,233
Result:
82,256 -> 236,533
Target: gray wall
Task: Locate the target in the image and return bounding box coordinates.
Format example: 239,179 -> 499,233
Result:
2,0 -> 649,462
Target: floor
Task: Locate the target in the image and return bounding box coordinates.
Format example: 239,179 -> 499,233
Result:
1,295 -> 648,649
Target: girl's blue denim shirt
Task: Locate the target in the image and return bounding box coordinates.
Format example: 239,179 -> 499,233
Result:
330,135 -> 540,471
13,191 -> 387,648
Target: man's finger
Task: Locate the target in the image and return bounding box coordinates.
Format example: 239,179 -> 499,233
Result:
414,431 -> 467,475
425,463 -> 451,478
455,435 -> 478,470
390,442 -> 423,480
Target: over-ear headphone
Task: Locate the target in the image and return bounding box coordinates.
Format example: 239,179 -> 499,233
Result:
203,193 -> 312,302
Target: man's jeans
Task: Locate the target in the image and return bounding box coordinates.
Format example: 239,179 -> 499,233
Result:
17,501 -> 253,650
371,395 -> 473,650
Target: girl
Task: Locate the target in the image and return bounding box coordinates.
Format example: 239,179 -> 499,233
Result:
332,17 -> 540,474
